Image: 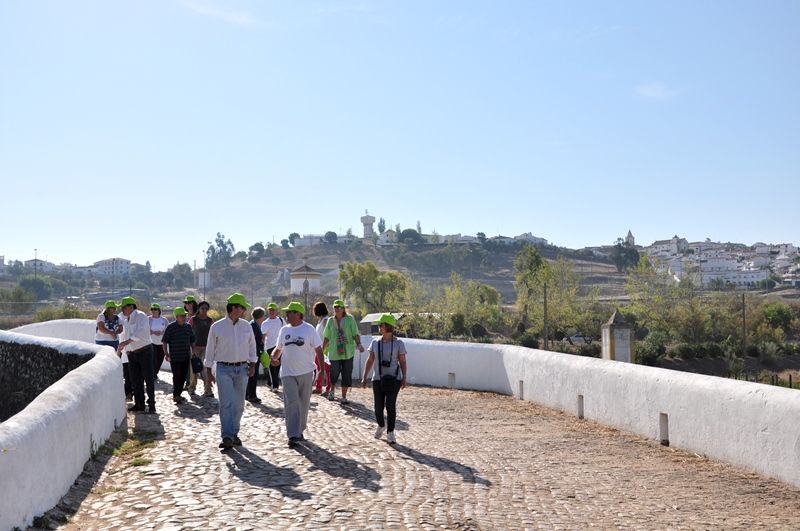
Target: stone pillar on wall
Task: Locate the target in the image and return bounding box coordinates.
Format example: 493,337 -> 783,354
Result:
601,309 -> 634,363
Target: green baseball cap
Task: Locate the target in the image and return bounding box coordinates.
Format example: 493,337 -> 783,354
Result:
375,313 -> 397,327
184,295 -> 197,303
227,292 -> 251,308
282,301 -> 305,314
174,307 -> 188,316
104,300 -> 118,309
150,303 -> 161,310
119,296 -> 137,307
267,303 -> 278,310
333,299 -> 345,308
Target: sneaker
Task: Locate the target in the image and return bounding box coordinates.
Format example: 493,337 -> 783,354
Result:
219,437 -> 233,449
288,437 -> 301,447
326,389 -> 335,401
173,396 -> 185,404
233,436 -> 242,446
387,432 -> 396,444
340,397 -> 349,405
374,426 -> 385,439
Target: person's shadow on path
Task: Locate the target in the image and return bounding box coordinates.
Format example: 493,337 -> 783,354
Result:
391,444 -> 492,487
335,399 -> 410,432
225,446 -> 310,500
295,440 -> 381,492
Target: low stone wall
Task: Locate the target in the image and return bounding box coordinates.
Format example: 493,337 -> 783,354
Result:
391,338 -> 800,489
0,328 -> 126,531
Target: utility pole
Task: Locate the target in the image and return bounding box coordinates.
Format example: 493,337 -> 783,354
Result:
742,293 -> 746,357
543,282 -> 548,351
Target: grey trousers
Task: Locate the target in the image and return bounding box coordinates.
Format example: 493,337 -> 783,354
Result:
282,371 -> 314,439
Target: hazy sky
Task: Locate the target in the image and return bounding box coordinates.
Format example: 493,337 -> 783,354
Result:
2,1 -> 798,272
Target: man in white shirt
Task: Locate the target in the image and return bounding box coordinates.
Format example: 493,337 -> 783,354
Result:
260,302 -> 285,392
270,302 -> 325,447
205,293 -> 258,450
117,297 -> 156,414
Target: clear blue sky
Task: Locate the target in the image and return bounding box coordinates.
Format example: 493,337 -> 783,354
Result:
2,1 -> 798,272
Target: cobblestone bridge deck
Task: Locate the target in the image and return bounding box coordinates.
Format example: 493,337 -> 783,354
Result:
45,379 -> 800,530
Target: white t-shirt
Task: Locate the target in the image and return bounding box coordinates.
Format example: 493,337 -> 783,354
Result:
316,316 -> 330,357
149,316 -> 169,345
261,316 -> 284,350
275,321 -> 321,377
95,311 -> 122,342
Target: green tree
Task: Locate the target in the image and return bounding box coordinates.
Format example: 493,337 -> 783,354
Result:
338,261 -> 407,314
206,232 -> 235,270
514,245 -> 546,328
763,301 -> 795,331
280,239 -> 290,249
289,232 -> 301,246
398,228 -> 423,245
477,232 -> 487,244
324,231 -> 338,244
271,256 -> 282,266
625,255 -> 679,333
429,230 -> 440,244
19,275 -> 53,300
249,242 -> 266,256
378,217 -> 386,234
610,239 -> 640,272
443,273 -> 501,340
0,285 -> 34,314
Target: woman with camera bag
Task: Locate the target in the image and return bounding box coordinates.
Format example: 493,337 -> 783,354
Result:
361,313 -> 407,444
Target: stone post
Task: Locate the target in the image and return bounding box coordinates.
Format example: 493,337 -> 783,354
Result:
601,309 -> 634,363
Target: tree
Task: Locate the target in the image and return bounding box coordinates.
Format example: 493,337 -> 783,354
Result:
514,245 -> 546,328
249,242 -> 266,256
338,260 -> 407,314
346,227 -> 354,239
206,232 -> 235,270
477,232 -> 487,244
280,239 -> 290,249
288,232 -> 300,246
324,231 -> 338,244
271,256 -> 282,266
398,228 -> 423,245
764,301 -> 795,331
378,217 -> 386,234
610,238 -> 640,272
0,285 -> 34,314
248,255 -> 261,264
443,273 -> 502,340
416,220 -> 422,234
19,275 -> 53,300
430,230 -> 440,244
624,255 -> 679,334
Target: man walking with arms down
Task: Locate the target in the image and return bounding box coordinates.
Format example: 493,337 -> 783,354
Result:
270,302 -> 325,447
205,293 -> 257,450
117,297 -> 156,414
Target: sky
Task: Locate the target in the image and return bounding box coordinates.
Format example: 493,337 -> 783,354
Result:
1,1 -> 798,272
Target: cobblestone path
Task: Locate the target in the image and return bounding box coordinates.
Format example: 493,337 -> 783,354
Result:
45,379 -> 800,530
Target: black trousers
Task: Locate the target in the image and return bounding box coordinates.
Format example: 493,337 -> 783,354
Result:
266,346 -> 281,389
128,345 -> 155,408
170,359 -> 191,398
152,344 -> 165,377
372,378 -> 401,432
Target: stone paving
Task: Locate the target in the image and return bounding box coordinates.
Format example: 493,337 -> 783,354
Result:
47,376 -> 800,530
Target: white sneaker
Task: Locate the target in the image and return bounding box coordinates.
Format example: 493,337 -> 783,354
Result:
387,432 -> 396,444
374,426 -> 385,439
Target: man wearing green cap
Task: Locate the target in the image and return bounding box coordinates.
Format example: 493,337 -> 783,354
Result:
206,293 -> 258,450
162,307 -> 196,404
117,297 -> 156,414
270,302 -> 325,447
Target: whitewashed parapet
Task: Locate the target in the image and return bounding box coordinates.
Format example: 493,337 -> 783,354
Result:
395,338 -> 800,489
0,329 -> 126,531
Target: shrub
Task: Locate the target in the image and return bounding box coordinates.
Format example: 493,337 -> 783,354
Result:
636,331 -> 669,366
745,344 -> 760,357
576,343 -> 601,358
668,343 -> 695,360
758,342 -> 781,365
471,322 -> 488,338
475,336 -> 494,344
516,332 -> 539,349
703,342 -> 724,359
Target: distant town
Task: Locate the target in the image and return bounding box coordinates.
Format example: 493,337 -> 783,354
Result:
2,212 -> 798,291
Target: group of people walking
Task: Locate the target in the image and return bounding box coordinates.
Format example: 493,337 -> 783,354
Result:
95,294 -> 408,449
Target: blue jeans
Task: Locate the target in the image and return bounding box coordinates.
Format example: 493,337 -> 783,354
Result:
216,363 -> 249,440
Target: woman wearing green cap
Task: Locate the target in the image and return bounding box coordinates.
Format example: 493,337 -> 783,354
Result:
361,313 -> 407,444
322,299 -> 364,404
149,304 -> 169,378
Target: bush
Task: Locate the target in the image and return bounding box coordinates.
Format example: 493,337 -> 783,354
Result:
745,344 -> 760,357
703,342 -> 724,359
668,343 -> 695,360
636,331 -> 669,366
576,343 -> 601,358
475,336 -> 494,344
758,342 -> 781,365
35,303 -> 91,322
516,332 -> 539,349
471,322 -> 488,338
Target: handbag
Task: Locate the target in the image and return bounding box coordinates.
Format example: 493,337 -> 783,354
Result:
191,356 -> 204,374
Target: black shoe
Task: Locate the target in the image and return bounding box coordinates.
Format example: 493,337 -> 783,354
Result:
248,397 -> 262,404
298,434 -> 305,441
233,436 -> 242,446
147,406 -> 157,414
127,404 -> 144,412
288,437 -> 301,447
219,437 -> 233,449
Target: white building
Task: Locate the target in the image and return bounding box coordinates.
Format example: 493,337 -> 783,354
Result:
290,263 -> 321,295
24,258 -> 55,272
647,236 -> 689,257
515,232 -> 548,246
0,256 -> 5,274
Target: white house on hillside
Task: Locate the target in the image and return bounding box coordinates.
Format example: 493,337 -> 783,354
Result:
24,258 -> 55,272
647,236 -> 689,257
515,232 -> 548,245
